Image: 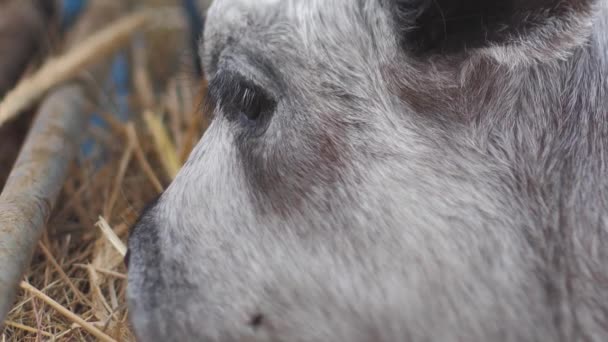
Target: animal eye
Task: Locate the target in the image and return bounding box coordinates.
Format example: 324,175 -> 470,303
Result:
207,71 -> 276,126
238,86 -> 267,122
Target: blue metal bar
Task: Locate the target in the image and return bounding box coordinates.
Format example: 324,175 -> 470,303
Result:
181,0 -> 205,76
75,0 -> 206,165
111,52 -> 131,123
60,0 -> 88,31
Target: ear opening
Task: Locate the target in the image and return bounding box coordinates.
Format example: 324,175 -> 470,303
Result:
392,0 -> 599,64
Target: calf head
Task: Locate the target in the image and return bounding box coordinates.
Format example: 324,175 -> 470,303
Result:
127,0 -> 608,341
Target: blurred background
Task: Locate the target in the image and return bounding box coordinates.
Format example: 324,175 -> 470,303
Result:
0,0 -> 212,340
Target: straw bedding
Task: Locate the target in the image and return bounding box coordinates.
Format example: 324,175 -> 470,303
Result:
1,0 -> 209,340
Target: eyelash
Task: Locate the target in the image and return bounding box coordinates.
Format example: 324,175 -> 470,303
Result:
237,87 -> 262,121
208,72 -> 275,126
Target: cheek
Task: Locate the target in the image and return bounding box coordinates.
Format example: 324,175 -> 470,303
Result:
234,115 -> 353,217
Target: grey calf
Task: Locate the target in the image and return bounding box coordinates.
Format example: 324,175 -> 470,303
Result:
127,0 -> 608,341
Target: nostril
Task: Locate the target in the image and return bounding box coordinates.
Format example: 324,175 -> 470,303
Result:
248,313 -> 265,330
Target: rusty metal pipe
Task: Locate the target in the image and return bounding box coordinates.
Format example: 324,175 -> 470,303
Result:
0,0 -> 131,324
0,0 -> 55,96
0,83 -> 92,321
0,0 -> 58,187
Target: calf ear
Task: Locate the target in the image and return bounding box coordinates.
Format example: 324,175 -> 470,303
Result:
391,0 -> 599,63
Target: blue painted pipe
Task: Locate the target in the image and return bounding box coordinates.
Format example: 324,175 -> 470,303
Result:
111,52 -> 131,123
80,52 -> 131,165
72,0 -> 206,165
181,0 -> 205,76
60,0 -> 88,31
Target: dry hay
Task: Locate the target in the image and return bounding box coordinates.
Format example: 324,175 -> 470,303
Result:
4,72 -> 207,342
2,3 -> 209,340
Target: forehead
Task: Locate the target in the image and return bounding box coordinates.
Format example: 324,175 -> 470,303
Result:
206,0 -> 366,24
202,0 -> 394,74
